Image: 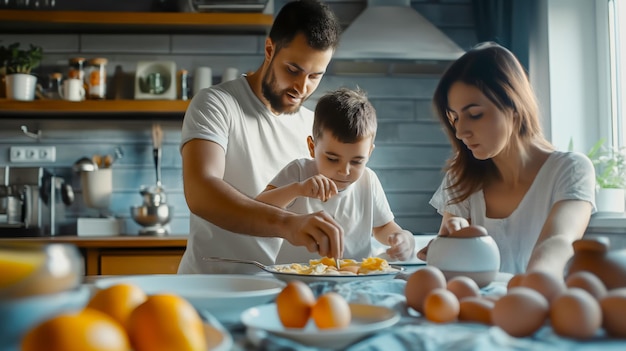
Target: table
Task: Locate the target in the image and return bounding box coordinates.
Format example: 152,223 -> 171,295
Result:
214,272 -> 626,351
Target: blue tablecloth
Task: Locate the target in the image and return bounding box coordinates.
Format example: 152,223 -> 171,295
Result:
215,275 -> 626,351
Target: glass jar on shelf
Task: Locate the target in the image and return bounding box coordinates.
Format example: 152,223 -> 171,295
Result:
46,72 -> 62,100
68,57 -> 86,81
86,57 -> 108,100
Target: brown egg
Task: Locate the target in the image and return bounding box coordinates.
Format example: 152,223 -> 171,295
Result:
520,270 -> 566,303
599,287 -> 626,337
423,288 -> 459,323
450,225 -> 488,238
550,288 -> 602,339
507,273 -> 526,291
492,287 -> 549,337
446,276 -> 480,301
565,271 -> 607,299
275,281 -> 315,328
405,266 -> 447,314
459,296 -> 494,325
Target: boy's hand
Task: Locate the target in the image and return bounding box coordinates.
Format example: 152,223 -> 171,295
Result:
299,174 -> 339,202
385,230 -> 415,261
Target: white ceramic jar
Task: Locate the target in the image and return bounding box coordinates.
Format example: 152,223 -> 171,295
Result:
426,235 -> 501,287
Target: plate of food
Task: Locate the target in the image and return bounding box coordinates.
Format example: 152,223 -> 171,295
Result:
204,256 -> 403,283
241,303 -> 400,349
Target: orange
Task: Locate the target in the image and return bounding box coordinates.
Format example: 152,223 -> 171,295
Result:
87,283 -> 147,331
21,307 -> 130,351
275,280 -> 316,328
311,292 -> 351,329
128,293 -> 206,351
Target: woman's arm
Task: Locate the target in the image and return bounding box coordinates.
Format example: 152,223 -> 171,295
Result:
527,199 -> 593,276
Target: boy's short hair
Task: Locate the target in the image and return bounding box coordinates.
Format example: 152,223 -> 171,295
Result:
270,0 -> 341,53
313,87 -> 377,143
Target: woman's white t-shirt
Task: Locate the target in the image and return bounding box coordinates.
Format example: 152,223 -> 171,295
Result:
429,151 -> 596,274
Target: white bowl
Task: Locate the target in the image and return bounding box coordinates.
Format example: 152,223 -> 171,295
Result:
0,286 -> 90,351
426,236 -> 500,287
93,274 -> 285,324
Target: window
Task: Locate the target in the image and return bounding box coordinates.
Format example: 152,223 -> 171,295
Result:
611,0 -> 626,147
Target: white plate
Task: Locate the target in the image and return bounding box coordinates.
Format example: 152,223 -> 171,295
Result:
203,321 -> 233,351
241,303 -> 400,349
93,274 -> 285,323
266,265 -> 404,284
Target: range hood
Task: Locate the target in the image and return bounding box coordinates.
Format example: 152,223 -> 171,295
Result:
332,0 -> 465,75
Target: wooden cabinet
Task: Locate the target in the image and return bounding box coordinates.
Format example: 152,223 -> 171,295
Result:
0,236 -> 188,275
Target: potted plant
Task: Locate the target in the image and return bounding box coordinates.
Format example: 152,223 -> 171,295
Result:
0,42 -> 43,101
587,138 -> 626,213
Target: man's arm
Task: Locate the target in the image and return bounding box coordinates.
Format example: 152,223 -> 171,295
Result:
182,139 -> 344,258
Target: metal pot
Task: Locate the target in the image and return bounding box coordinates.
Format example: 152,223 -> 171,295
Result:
130,203 -> 173,227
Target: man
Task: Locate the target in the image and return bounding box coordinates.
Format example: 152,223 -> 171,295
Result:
178,0 -> 344,274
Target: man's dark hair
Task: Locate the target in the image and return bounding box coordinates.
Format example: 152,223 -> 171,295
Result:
269,0 -> 341,53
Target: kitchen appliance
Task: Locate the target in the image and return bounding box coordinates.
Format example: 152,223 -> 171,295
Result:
0,167 -> 73,237
331,0 -> 465,75
130,124 -> 173,235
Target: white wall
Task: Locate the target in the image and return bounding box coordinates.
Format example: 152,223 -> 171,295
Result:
530,0 -> 609,153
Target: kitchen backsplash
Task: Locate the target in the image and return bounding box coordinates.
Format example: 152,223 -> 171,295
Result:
0,0 -> 477,236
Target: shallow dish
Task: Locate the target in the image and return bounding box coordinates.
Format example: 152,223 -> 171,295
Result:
93,274 -> 285,323
241,303 -> 400,349
203,321 -> 233,351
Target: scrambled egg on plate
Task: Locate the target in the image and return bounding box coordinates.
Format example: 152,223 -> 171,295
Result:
272,257 -> 398,276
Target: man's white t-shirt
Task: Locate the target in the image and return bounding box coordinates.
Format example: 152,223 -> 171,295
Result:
270,158 -> 395,263
429,151 -> 596,274
178,77 -> 314,274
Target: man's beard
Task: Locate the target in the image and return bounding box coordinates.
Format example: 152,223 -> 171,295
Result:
261,64 -> 304,115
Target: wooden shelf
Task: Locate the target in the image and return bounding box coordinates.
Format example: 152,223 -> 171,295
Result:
0,9 -> 273,34
0,99 -> 190,117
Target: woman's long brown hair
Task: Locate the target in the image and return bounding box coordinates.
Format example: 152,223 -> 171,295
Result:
432,42 -> 553,204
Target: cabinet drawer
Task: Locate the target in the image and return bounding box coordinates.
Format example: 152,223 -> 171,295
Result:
100,250 -> 183,275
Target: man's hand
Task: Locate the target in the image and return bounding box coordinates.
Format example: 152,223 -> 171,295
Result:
299,175 -> 338,202
284,210 -> 344,259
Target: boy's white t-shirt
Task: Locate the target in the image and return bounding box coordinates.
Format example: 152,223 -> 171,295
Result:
429,151 -> 596,274
177,77 -> 314,274
271,158 -> 395,263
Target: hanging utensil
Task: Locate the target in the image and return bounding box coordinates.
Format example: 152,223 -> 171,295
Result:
151,123 -> 163,188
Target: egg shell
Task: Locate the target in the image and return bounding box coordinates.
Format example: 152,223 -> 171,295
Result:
450,225 -> 488,238
446,276 -> 481,301
550,288 -> 602,339
507,273 -> 526,291
423,288 -> 460,323
520,270 -> 566,303
599,287 -> 626,337
311,292 -> 351,329
405,266 -> 447,314
459,296 -> 494,325
565,271 -> 607,299
339,265 -> 360,274
275,280 -> 315,328
492,287 -> 549,337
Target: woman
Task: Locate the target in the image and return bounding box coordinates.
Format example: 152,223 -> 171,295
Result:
418,42 -> 596,276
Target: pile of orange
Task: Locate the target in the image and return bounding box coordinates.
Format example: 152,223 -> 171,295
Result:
21,283 -> 207,351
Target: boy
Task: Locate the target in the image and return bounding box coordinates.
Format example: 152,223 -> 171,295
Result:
256,88 -> 415,263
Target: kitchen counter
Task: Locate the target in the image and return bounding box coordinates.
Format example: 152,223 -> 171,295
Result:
0,235 -> 188,275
